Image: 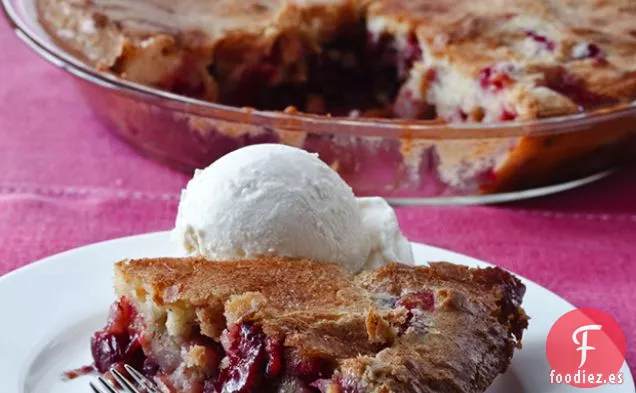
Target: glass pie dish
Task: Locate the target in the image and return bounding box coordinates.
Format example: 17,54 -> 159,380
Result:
3,0 -> 636,204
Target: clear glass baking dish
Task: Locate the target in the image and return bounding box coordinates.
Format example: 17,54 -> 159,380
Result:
3,0 -> 635,204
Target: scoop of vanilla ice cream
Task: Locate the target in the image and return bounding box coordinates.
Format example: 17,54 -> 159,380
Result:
172,144 -> 414,271
172,144 -> 372,272
357,197 -> 414,270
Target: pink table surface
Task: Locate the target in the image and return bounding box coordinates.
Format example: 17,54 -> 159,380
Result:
1,20 -> 635,376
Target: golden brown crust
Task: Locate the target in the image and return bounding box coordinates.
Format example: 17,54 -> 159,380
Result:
116,257 -> 366,312
39,0 -> 359,50
355,262 -> 527,341
114,257 -> 528,393
370,0 -> 636,119
484,114 -> 636,193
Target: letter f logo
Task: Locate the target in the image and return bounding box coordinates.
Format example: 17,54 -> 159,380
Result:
572,324 -> 602,368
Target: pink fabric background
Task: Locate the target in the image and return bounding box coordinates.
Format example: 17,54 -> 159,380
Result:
1,20 -> 635,376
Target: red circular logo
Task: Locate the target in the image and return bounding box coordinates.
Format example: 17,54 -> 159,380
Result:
546,308 -> 626,388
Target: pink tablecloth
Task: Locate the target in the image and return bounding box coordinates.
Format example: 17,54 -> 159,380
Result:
1,20 -> 635,374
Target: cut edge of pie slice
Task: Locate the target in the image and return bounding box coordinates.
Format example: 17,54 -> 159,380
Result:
90,257 -> 528,393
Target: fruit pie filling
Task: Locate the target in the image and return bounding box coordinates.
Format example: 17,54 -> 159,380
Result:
90,290 -> 435,393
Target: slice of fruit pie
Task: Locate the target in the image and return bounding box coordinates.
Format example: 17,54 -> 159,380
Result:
90,257 -> 528,393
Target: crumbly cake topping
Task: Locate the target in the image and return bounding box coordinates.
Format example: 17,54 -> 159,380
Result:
369,0 -> 636,121
42,0 -> 359,46
39,0 -> 360,104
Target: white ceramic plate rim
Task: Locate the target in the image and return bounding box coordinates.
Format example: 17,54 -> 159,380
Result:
0,232 -> 633,393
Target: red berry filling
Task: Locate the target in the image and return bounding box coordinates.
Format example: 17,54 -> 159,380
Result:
499,108 -> 517,121
289,354 -> 336,383
396,290 -> 435,312
90,298 -> 345,393
201,324 -> 340,392
266,338 -> 284,378
90,297 -> 145,373
526,31 -> 555,51
205,323 -> 282,392
142,359 -> 160,377
394,290 -> 436,334
396,33 -> 423,78
479,66 -> 514,92
572,43 -> 607,65
585,43 -> 601,58
456,107 -> 469,122
63,365 -> 96,380
476,168 -> 498,186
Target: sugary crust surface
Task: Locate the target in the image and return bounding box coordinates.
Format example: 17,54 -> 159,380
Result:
115,257 -> 528,393
39,0 -> 359,53
116,257 -> 367,313
369,0 -> 636,119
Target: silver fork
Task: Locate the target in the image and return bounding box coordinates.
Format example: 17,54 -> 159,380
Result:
89,364 -> 159,393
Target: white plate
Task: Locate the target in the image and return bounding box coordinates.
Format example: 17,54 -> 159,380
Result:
0,232 -> 633,393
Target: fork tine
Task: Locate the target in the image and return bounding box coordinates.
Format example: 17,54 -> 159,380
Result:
110,368 -> 141,393
97,376 -> 118,393
89,381 -> 103,393
124,364 -> 159,393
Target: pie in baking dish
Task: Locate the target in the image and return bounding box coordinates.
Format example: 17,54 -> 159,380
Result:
38,0 -> 636,123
